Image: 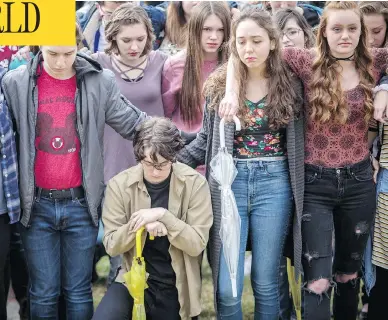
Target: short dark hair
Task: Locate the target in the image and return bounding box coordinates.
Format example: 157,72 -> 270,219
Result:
133,118 -> 184,163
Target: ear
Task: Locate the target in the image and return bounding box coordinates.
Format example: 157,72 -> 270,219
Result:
323,28 -> 327,38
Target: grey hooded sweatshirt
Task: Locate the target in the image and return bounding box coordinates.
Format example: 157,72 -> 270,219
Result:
1,52 -> 146,227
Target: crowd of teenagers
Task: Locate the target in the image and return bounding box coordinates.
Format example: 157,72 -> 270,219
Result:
2,1 -> 388,320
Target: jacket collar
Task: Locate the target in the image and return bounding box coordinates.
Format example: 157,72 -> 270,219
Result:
27,51 -> 103,83
126,162 -> 194,217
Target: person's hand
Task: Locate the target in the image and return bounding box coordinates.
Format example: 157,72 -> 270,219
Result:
78,47 -> 92,56
128,208 -> 166,232
218,91 -> 239,122
374,90 -> 388,124
14,46 -> 31,62
145,221 -> 167,237
372,156 -> 380,184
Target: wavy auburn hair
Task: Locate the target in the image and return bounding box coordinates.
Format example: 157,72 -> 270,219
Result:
206,7 -> 301,129
104,3 -> 155,57
179,1 -> 231,127
310,1 -> 374,124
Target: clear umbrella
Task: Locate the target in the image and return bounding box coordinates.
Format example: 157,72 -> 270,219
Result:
210,116 -> 241,297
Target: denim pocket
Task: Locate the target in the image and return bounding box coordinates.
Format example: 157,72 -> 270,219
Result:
377,168 -> 388,193
305,171 -> 318,184
265,162 -> 289,177
73,197 -> 88,208
353,166 -> 373,182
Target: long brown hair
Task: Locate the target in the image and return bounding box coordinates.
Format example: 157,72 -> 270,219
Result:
310,1 -> 374,124
205,7 -> 301,129
179,1 -> 231,127
165,2 -> 188,48
359,1 -> 388,48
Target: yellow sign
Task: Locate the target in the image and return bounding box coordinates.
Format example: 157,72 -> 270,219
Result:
0,0 -> 75,45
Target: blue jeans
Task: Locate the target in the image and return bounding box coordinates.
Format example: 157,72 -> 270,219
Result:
363,167 -> 387,295
20,195 -> 98,319
217,159 -> 292,320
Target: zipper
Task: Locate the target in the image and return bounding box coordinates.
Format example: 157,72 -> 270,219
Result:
27,84 -> 38,227
75,81 -> 93,224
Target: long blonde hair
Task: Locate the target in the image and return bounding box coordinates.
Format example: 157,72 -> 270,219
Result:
310,1 -> 374,124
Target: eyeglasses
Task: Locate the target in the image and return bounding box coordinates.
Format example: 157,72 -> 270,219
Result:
282,28 -> 303,40
141,160 -> 172,171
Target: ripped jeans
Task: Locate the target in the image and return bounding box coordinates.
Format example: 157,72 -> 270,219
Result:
302,157 -> 375,320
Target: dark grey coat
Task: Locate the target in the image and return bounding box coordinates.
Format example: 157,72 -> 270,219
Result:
2,52 -> 146,227
177,83 -> 305,309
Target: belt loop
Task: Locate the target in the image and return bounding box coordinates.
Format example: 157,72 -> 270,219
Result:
347,166 -> 352,177
70,188 -> 76,200
317,166 -> 323,179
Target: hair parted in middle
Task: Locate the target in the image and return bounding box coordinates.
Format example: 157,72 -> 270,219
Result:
310,1 -> 374,124
179,1 -> 231,127
205,6 -> 302,130
104,3 -> 155,56
133,117 -> 184,163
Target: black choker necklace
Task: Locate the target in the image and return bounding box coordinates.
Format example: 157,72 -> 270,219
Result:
331,53 -> 355,61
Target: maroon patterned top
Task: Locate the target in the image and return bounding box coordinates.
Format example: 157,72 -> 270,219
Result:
283,48 -> 388,167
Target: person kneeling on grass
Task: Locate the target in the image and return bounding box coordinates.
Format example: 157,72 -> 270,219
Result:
93,117 -> 213,320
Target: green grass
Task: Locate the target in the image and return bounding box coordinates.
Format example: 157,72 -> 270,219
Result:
92,253 -> 255,319
92,254 -> 366,319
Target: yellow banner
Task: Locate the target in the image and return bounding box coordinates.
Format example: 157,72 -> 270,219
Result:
0,0 -> 75,45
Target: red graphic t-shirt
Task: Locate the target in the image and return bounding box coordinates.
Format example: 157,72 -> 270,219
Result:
34,67 -> 82,189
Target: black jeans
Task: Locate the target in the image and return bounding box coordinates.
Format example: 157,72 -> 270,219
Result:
368,266 -> 388,319
302,158 -> 375,320
0,215 -> 11,320
4,223 -> 29,318
93,280 -> 197,320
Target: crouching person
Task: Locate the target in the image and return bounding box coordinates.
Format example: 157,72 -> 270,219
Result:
93,118 -> 213,320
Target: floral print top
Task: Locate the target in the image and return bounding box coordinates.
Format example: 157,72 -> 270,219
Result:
233,98 -> 286,159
